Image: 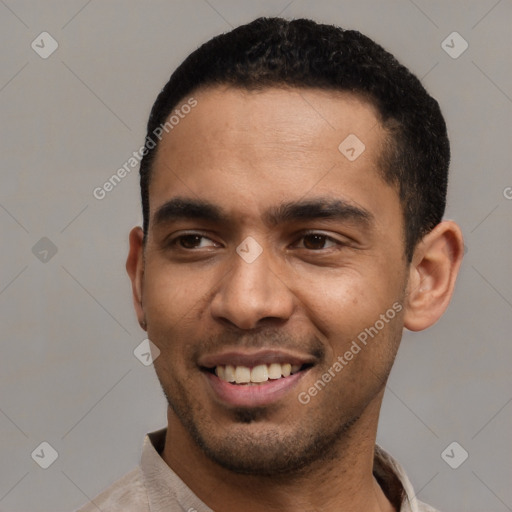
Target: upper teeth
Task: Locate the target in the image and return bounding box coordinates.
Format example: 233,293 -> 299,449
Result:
215,363 -> 302,383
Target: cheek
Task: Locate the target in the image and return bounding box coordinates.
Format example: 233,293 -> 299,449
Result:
291,266 -> 389,340
141,262 -> 212,370
142,258 -> 213,325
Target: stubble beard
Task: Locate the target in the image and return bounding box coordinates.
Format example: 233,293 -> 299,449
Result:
159,377 -> 367,478
153,319 -> 402,478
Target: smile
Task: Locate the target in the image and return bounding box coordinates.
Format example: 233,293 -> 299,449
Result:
199,351 -> 315,407
214,363 -> 303,384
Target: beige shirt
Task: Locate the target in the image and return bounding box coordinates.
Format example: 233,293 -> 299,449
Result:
75,428 -> 440,512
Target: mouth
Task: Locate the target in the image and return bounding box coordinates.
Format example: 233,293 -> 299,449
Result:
198,351 -> 315,407
204,362 -> 311,384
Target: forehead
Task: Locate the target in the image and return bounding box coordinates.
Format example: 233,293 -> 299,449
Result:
149,86 -> 399,230
156,85 -> 383,161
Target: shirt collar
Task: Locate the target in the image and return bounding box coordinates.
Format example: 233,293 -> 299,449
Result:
141,428 -> 426,512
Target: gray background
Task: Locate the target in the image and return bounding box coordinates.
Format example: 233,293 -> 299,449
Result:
0,0 -> 511,511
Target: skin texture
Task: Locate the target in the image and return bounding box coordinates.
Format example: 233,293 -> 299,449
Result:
126,86 -> 464,512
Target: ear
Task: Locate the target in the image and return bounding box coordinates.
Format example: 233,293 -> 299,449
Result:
126,226 -> 146,331
403,220 -> 464,331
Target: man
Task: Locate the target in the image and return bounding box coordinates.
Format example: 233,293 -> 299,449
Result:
77,17 -> 463,512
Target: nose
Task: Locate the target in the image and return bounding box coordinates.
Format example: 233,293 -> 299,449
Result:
210,243 -> 295,330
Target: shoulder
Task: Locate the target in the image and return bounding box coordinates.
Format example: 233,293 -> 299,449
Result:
374,445 -> 442,512
74,467 -> 149,512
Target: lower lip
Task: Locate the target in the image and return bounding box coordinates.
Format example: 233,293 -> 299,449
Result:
204,370 -> 308,407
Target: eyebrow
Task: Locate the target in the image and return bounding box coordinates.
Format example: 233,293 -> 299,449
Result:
152,196 -> 374,229
264,198 -> 373,227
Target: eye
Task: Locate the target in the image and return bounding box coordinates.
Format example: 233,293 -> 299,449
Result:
295,232 -> 341,250
172,234 -> 218,249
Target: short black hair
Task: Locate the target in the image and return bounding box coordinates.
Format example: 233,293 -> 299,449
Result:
139,17 -> 449,262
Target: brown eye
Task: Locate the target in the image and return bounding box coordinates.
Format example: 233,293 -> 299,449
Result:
174,234 -> 218,249
178,235 -> 204,249
301,234 -> 336,250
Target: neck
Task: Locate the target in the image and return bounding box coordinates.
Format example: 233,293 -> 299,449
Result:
162,391 -> 396,512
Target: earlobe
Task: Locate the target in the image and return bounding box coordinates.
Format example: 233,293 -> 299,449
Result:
403,221 -> 464,332
126,226 -> 146,330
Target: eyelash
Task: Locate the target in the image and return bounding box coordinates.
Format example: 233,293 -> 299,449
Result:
167,231 -> 345,251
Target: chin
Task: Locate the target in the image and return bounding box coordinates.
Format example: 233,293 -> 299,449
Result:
181,407 -> 356,477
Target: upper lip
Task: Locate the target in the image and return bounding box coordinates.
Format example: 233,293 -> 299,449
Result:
198,349 -> 317,369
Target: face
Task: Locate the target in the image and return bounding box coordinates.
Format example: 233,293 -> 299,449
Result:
131,86 -> 410,475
